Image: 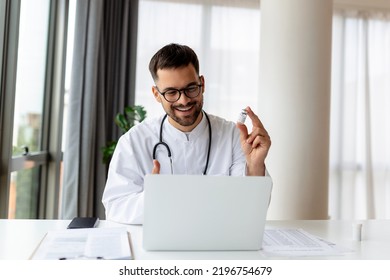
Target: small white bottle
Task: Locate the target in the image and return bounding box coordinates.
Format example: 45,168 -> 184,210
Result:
237,109 -> 247,123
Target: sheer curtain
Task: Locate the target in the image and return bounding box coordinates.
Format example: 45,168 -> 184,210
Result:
135,0 -> 260,123
329,10 -> 390,219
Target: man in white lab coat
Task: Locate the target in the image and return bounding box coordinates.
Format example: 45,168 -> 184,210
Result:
102,43 -> 271,224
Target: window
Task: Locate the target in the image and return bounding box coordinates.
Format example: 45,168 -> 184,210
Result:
9,0 -> 51,219
329,10 -> 390,219
0,0 -> 69,219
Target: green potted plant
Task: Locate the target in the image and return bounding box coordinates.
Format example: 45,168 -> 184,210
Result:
102,105 -> 147,164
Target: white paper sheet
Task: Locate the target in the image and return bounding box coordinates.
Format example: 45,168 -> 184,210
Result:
31,227 -> 132,260
262,228 -> 348,257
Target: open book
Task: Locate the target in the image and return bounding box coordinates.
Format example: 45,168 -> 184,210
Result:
30,227 -> 133,260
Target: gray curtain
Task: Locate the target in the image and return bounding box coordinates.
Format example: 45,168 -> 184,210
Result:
61,0 -> 138,219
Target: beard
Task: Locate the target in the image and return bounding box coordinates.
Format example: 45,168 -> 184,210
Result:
166,99 -> 203,127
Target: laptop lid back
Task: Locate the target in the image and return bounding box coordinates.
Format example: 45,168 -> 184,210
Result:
143,175 -> 272,251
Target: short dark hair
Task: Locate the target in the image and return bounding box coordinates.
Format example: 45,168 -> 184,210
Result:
149,43 -> 200,82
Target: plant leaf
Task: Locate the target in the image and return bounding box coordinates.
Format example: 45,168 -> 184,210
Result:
103,105 -> 147,164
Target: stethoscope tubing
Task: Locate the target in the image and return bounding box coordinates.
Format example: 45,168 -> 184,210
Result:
152,111 -> 212,175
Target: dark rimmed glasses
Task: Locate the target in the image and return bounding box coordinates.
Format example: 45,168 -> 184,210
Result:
155,83 -> 202,103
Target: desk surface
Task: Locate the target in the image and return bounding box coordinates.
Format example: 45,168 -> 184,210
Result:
1,219 -> 389,260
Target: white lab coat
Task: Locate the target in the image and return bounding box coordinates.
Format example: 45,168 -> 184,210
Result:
102,112 -> 248,224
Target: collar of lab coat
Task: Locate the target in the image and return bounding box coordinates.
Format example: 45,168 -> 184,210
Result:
165,111 -> 208,142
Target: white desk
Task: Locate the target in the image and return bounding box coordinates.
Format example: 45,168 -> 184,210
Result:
1,219 -> 390,260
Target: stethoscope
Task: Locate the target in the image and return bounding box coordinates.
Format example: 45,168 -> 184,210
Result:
152,111 -> 212,175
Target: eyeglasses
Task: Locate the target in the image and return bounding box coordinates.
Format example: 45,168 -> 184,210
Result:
155,83 -> 202,103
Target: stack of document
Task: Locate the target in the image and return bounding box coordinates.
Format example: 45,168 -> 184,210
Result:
262,228 -> 351,257
30,227 -> 132,260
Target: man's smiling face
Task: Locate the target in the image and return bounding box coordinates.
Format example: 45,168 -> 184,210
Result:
152,64 -> 205,132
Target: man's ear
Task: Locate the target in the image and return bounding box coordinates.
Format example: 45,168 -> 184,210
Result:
200,75 -> 205,94
152,86 -> 162,103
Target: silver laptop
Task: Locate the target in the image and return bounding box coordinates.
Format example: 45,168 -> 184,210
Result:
143,175 -> 272,251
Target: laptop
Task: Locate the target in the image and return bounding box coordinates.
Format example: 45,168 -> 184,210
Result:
143,174 -> 272,251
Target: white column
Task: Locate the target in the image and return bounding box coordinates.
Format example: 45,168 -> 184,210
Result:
259,0 -> 333,219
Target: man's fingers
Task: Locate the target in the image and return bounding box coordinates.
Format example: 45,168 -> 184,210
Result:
250,134 -> 271,148
246,127 -> 269,144
246,106 -> 265,129
236,122 -> 249,142
151,160 -> 160,174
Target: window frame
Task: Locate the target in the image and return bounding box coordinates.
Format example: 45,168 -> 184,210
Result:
0,0 -> 20,219
0,0 -> 69,219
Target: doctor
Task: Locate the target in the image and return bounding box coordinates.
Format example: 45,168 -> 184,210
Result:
102,43 -> 271,224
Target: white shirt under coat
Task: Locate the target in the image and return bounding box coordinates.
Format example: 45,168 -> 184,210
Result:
103,112 -> 253,224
